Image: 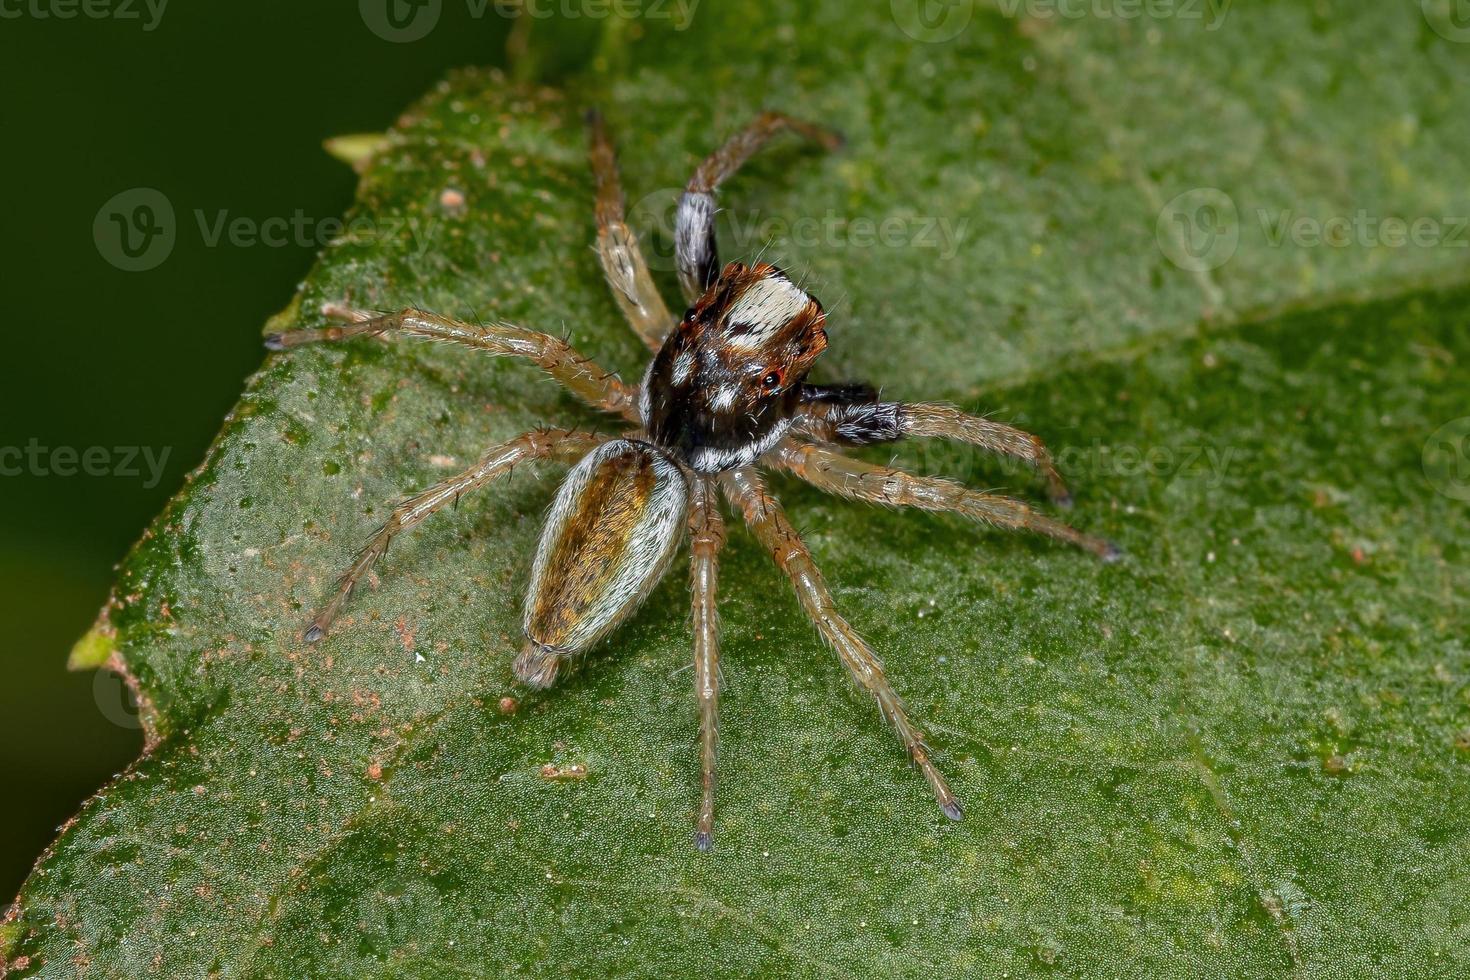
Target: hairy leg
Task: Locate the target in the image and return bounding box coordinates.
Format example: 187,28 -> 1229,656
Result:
586,109 -> 675,352
687,476 -> 725,850
267,306 -> 640,423
720,466 -> 961,819
793,396 -> 1072,506
303,428 -> 607,643
676,111 -> 843,302
774,441 -> 1120,561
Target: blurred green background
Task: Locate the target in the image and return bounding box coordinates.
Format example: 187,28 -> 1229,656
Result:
0,3 -> 525,900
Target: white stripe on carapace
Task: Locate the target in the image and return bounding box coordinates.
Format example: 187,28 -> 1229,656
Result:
724,273 -> 809,349
709,384 -> 740,412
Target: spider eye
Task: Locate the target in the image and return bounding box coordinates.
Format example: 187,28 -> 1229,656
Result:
761,370 -> 783,391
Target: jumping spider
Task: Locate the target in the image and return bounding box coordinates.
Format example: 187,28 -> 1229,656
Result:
266,110 -> 1120,850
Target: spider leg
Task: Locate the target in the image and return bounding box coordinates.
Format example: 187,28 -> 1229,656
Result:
585,109 -> 675,352
266,306 -> 640,423
793,394 -> 1073,506
720,466 -> 962,820
774,441 -> 1121,561
676,111 -> 843,303
303,428 -> 607,643
688,476 -> 726,850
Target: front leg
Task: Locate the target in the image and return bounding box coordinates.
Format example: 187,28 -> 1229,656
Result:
676,112 -> 843,303
586,109 -> 675,352
793,391 -> 1073,506
720,466 -> 962,821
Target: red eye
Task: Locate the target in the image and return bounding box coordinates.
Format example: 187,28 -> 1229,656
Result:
762,370 -> 783,391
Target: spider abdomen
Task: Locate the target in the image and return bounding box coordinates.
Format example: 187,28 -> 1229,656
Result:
514,439 -> 689,688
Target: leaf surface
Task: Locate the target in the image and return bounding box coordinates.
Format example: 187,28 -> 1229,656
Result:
8,5 -> 1470,977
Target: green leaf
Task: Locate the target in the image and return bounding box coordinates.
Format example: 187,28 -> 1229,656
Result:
65,625 -> 115,674
9,6 -> 1470,978
321,132 -> 392,174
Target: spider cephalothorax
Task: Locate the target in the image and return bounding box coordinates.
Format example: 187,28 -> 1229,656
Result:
643,261 -> 828,472
267,109 -> 1119,850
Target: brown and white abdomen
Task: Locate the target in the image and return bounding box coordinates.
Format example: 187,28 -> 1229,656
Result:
515,439 -> 688,688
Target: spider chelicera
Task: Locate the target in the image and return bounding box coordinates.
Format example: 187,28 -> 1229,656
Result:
266,109 -> 1120,850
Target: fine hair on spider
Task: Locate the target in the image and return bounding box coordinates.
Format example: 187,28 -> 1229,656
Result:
265,108 -> 1121,851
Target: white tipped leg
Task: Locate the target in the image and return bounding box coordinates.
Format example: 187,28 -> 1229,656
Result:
676,111 -> 843,302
